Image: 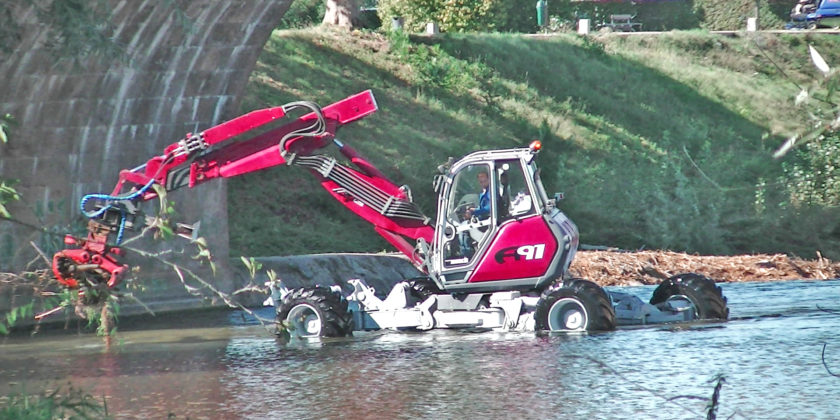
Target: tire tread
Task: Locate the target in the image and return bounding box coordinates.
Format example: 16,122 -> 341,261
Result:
650,273 -> 729,320
535,278 -> 616,331
276,286 -> 353,337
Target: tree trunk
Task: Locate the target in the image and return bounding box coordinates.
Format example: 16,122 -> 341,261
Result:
322,0 -> 359,28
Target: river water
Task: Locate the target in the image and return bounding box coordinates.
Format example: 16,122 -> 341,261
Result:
1,280 -> 838,419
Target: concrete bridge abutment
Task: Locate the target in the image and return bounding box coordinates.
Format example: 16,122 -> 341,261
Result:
0,0 -> 293,312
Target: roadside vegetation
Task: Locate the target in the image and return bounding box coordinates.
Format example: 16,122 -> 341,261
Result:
287,0 -> 795,33
229,28 -> 840,260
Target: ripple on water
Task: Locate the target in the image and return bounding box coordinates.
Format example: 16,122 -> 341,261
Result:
1,280 -> 838,418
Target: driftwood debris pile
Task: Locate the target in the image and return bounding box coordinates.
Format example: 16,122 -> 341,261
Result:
570,250 -> 840,286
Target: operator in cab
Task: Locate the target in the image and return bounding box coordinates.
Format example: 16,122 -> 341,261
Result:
466,170 -> 491,220
458,170 -> 492,259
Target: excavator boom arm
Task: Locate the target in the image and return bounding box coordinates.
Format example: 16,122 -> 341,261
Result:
52,91 -> 433,295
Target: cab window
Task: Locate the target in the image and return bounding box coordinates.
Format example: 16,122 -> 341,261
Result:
496,159 -> 535,220
442,164 -> 493,266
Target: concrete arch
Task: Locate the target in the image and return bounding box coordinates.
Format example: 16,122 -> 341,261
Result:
0,1 -> 293,303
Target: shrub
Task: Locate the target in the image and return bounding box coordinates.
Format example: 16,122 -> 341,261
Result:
783,133 -> 840,208
277,0 -> 325,29
549,0 -> 787,32
0,384 -> 110,419
376,0 -> 789,32
693,0 -> 787,30
377,0 -> 532,32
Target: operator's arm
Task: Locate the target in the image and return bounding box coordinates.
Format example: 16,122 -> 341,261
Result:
471,190 -> 491,218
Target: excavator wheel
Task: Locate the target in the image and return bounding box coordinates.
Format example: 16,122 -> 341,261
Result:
276,287 -> 353,338
535,279 -> 616,332
650,273 -> 729,320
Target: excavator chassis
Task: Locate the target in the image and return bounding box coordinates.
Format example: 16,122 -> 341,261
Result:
267,272 -> 729,337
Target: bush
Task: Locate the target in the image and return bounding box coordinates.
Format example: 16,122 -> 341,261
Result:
546,0 -> 789,32
389,32 -> 502,99
542,0 -> 694,31
376,0 -> 436,32
376,0 -> 789,32
783,133 -> 840,208
377,0 -> 533,32
277,0 -> 325,29
693,0 -> 787,30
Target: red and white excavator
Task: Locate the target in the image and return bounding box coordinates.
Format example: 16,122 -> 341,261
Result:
50,90 -> 728,336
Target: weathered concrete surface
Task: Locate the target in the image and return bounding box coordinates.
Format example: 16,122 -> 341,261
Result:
0,1 -> 291,309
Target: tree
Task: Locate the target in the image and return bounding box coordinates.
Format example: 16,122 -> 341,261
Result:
322,0 -> 359,28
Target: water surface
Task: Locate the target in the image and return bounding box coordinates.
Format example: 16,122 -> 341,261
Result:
1,280 -> 838,419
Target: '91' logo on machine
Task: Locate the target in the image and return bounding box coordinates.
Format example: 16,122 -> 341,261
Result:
494,244 -> 546,263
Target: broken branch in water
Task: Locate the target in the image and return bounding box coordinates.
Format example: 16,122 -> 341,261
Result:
822,343 -> 840,378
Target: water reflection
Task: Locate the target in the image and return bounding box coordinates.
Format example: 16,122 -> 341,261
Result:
0,280 -> 838,418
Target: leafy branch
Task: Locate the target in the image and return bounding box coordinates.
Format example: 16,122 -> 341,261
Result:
0,128 -> 278,340
773,45 -> 840,159
0,113 -> 20,218
0,263 -> 72,336
126,244 -> 275,330
0,113 -> 15,144
3,0 -> 194,64
33,0 -> 127,64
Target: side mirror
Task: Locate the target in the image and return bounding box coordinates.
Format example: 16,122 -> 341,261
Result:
544,192 -> 564,209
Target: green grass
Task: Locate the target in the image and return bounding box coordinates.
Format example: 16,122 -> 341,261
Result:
229,28 -> 840,259
0,384 -> 109,420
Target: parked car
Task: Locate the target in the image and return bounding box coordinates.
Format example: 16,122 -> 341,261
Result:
808,0 -> 840,28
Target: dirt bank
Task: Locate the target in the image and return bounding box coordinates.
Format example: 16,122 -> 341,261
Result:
571,250 -> 840,286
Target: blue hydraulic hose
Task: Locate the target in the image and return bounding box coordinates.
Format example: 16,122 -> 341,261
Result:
79,178 -> 157,244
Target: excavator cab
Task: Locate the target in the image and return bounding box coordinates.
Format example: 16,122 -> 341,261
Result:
428,142 -> 580,293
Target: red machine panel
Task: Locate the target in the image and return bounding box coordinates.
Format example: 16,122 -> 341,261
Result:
468,215 -> 558,283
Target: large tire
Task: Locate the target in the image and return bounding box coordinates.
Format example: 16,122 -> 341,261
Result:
650,273 -> 729,320
535,279 -> 616,332
276,287 -> 353,338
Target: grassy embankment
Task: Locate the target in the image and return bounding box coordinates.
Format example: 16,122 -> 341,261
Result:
229,29 -> 840,260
